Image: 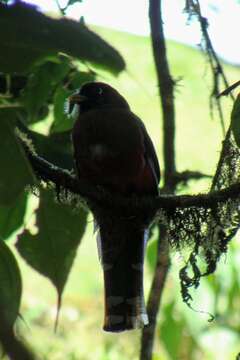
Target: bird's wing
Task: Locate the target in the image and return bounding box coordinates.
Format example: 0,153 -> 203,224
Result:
138,119 -> 161,183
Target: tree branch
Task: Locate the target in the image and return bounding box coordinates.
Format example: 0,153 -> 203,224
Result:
149,0 -> 176,189
217,80 -> 240,98
140,228 -> 169,360
25,144 -> 240,213
22,133 -> 240,360
172,170 -> 211,186
185,0 -> 235,136
140,0 -> 176,357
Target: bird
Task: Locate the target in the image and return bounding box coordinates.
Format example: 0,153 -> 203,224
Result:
70,82 -> 160,332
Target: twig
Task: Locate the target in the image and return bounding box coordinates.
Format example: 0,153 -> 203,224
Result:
185,0 -> 234,136
217,80 -> 240,98
173,170 -> 211,185
149,0 -> 176,190
22,134 -> 240,360
140,227 -> 169,360
54,0 -> 65,16
211,128 -> 231,190
185,0 -> 234,101
140,0 -> 175,357
24,147 -> 240,213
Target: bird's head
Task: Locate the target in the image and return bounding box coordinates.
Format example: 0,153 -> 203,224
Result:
67,82 -> 130,117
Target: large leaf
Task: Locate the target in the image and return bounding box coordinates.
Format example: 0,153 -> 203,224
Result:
160,301 -> 199,360
0,191 -> 27,241
52,86 -> 73,133
69,70 -> 96,89
230,93 -> 240,147
0,2 -> 125,74
0,109 -> 35,205
0,40 -> 51,74
21,57 -> 70,123
16,189 -> 87,308
0,241 -> 22,327
160,301 -> 186,360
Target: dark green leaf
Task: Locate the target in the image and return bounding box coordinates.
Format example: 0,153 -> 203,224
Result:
0,191 -> 27,241
231,93 -> 240,147
21,57 -> 70,123
0,2 -> 125,74
0,109 -> 35,205
227,269 -> 240,311
69,71 -> 96,90
0,241 -> 22,327
16,189 -> 87,305
0,42 -> 51,74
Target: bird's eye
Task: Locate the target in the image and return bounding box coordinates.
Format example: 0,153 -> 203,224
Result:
98,88 -> 103,95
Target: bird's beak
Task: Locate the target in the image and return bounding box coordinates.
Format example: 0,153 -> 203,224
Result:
68,94 -> 88,105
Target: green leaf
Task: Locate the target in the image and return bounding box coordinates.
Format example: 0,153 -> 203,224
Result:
0,241 -> 22,327
146,226 -> 159,271
0,109 -> 35,205
160,301 -> 185,360
231,93 -> 240,147
0,2 -> 125,74
16,189 -> 87,308
0,191 -> 27,241
160,301 -> 200,359
21,57 -> 70,123
52,86 -> 73,133
146,238 -> 158,271
70,71 -> 96,89
227,268 -> 240,311
0,41 -> 51,74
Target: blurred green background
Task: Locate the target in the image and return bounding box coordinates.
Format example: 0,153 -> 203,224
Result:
10,26 -> 240,360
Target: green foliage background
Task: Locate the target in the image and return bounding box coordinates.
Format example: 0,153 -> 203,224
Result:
0,1 -> 240,359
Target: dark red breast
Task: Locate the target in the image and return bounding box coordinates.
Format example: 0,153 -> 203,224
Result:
72,108 -> 159,195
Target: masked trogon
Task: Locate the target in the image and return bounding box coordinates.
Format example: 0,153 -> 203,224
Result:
70,82 -> 160,332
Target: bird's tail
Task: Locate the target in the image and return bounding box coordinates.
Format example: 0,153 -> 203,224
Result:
96,216 -> 149,332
